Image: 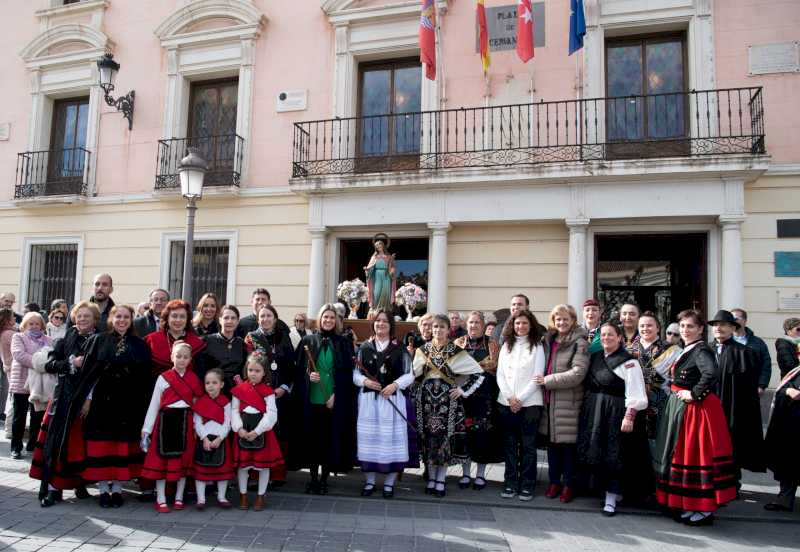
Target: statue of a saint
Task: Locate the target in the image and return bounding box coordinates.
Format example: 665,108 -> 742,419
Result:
364,233 -> 397,314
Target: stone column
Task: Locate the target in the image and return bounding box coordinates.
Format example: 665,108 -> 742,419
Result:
427,223 -> 451,315
306,226 -> 328,317
719,215 -> 746,310
566,218 -> 590,318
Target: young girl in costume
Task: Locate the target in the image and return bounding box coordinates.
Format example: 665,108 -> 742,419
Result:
231,351 -> 284,511
192,368 -> 234,510
141,341 -> 203,513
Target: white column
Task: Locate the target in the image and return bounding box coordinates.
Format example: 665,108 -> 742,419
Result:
306,226 -> 328,317
719,215 -> 745,310
566,218 -> 590,317
427,223 -> 451,315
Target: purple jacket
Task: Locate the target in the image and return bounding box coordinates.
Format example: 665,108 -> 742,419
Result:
9,331 -> 52,395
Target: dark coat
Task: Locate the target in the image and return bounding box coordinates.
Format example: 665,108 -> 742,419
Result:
775,338 -> 799,379
198,333 -> 247,393
236,315 -> 290,340
740,328 -> 773,389
194,319 -> 220,338
133,311 -> 158,338
672,342 -> 720,401
713,338 -> 766,472
765,368 -> 800,481
293,331 -> 357,472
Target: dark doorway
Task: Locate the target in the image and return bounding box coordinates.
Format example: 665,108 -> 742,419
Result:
595,233 -> 707,331
188,78 -> 239,186
339,237 -> 429,319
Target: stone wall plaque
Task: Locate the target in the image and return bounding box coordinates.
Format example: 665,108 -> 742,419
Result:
778,290 -> 800,311
748,41 -> 800,75
478,3 -> 545,53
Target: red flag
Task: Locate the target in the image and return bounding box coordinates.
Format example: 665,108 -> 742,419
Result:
516,0 -> 534,62
420,0 -> 436,80
477,0 -> 490,73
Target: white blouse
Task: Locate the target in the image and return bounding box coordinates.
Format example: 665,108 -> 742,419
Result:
193,401 -> 232,440
606,355 -> 648,411
230,395 -> 277,436
142,373 -> 191,435
496,337 -> 546,407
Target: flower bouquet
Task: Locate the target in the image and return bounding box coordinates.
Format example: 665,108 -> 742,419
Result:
395,283 -> 428,321
336,278 -> 368,319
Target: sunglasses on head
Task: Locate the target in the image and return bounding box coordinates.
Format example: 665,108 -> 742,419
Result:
666,331 -> 679,336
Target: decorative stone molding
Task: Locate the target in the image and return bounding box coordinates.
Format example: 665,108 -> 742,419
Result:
155,0 -> 267,185
20,23 -> 111,68
35,1 -> 109,32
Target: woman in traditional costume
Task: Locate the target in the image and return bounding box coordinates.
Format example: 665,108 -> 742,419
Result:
576,321 -> 648,516
144,300 -> 206,384
364,233 -> 396,314
294,304 -> 357,495
74,305 -> 152,508
231,352 -> 284,511
764,361 -> 800,512
538,304 -> 589,504
245,304 -> 296,483
192,293 -> 220,338
653,309 -> 737,526
141,340 -> 204,513
192,368 -> 234,510
354,309 -> 416,499
453,311 -> 501,491
31,301 -> 100,507
413,314 -> 483,498
198,305 -> 247,396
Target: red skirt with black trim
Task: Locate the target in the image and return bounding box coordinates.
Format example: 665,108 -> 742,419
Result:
81,438 -> 143,482
193,437 -> 235,481
233,429 -> 284,470
655,386 -> 738,512
141,409 -> 195,482
29,409 -> 85,490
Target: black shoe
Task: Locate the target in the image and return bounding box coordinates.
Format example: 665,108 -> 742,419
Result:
473,477 -> 487,490
75,486 -> 90,500
361,484 -> 376,497
319,481 -> 328,495
382,486 -> 395,499
110,492 -> 124,508
458,477 -> 472,489
435,481 -> 446,498
98,492 -> 111,508
425,483 -> 435,495
10,450 -> 21,460
764,502 -> 793,512
685,513 -> 714,526
40,490 -> 60,508
25,443 -> 35,453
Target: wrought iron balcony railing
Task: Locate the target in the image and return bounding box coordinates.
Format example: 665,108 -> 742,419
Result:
155,134 -> 244,190
15,147 -> 91,198
292,87 -> 765,178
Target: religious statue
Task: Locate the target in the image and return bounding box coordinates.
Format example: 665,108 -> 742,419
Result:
364,232 -> 397,316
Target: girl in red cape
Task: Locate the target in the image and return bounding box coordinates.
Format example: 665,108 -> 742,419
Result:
231,351 -> 284,511
192,368 -> 234,510
141,341 -> 203,513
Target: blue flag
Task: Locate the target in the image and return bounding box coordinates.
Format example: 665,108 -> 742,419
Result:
569,0 -> 586,55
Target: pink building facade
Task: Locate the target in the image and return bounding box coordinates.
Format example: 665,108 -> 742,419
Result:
0,0 -> 798,385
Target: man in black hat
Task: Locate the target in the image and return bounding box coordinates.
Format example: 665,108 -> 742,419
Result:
709,309 -> 765,483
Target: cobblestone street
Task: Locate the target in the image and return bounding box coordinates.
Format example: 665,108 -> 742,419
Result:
1,444 -> 798,552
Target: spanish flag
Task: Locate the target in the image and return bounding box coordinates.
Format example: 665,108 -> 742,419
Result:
420,0 -> 436,80
477,0 -> 490,73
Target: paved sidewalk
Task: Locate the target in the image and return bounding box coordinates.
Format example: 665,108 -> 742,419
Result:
0,442 -> 798,551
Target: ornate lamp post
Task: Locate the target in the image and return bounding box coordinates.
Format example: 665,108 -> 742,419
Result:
96,53 -> 135,130
178,148 -> 207,305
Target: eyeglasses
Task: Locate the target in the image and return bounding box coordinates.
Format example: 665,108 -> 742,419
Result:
666,331 -> 679,336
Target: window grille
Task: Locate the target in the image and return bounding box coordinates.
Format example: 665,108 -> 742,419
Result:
168,239 -> 229,308
27,243 -> 78,309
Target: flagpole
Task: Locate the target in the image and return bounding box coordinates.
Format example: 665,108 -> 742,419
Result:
435,3 -> 445,109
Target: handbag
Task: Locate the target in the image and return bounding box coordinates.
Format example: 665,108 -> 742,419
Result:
238,412 -> 265,450
194,434 -> 226,467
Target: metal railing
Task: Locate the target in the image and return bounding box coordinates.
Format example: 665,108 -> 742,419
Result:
292,87 -> 765,177
15,147 -> 90,198
155,134 -> 244,190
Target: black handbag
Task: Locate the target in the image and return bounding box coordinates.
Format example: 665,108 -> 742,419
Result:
237,412 -> 265,450
157,408 -> 187,457
194,434 -> 226,467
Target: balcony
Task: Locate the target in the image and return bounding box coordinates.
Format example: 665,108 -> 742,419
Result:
15,147 -> 90,199
292,87 -> 765,179
155,134 -> 243,191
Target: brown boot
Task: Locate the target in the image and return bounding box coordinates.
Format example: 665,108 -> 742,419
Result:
253,494 -> 265,512
238,493 -> 249,510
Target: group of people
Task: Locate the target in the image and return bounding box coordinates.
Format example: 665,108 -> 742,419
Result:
0,276 -> 798,526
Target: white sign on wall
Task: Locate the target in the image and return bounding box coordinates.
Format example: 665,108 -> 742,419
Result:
748,41 -> 800,75
778,290 -> 800,311
276,90 -> 308,113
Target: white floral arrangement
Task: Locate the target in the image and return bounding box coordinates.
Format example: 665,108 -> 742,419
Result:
395,283 -> 427,309
336,278 -> 368,305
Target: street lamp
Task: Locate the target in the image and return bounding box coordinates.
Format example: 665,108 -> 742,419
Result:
178,148 -> 207,305
96,53 -> 135,130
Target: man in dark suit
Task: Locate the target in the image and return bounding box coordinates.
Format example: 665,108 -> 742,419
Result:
235,288 -> 290,339
67,273 -> 115,332
133,288 -> 169,337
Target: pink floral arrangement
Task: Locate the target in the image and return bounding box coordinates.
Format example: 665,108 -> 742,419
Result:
336,278 -> 368,305
395,283 -> 427,309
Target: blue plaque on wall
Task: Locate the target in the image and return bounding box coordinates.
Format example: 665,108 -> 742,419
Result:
775,252 -> 800,277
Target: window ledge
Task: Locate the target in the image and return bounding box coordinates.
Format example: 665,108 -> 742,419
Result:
35,1 -> 109,20
152,186 -> 241,200
12,194 -> 87,207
